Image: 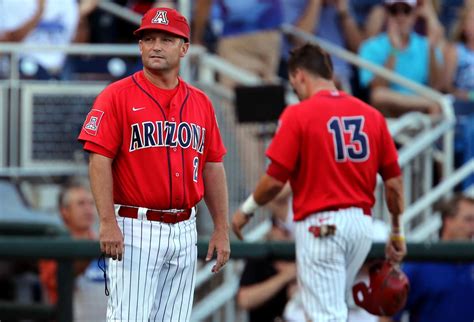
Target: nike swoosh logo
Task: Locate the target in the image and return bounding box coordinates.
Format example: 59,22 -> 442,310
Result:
132,107 -> 146,112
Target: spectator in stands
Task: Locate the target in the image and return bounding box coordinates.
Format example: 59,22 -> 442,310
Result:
192,1 -> 284,195
193,0 -> 283,86
383,193 -> 474,322
18,0 -> 79,80
237,213 -> 297,322
442,3 -> 474,103
358,0 -> 444,117
0,0 -> 45,78
280,0 -> 364,92
74,0 -> 100,44
437,0 -> 466,37
363,0 -> 445,40
39,180 -> 107,321
0,0 -> 45,42
350,0 -> 384,32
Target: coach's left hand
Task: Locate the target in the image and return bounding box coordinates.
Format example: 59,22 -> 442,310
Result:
206,228 -> 230,273
231,209 -> 251,241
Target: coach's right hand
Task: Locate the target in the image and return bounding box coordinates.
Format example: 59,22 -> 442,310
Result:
100,220 -> 124,261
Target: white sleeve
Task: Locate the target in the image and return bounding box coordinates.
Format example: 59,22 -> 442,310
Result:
0,0 -> 38,33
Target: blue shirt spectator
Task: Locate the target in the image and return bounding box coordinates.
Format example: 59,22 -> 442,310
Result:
453,43 -> 474,91
216,0 -> 282,37
357,0 -> 443,117
443,5 -> 474,102
438,0 -> 465,34
193,0 -> 283,86
279,0 -> 363,91
391,194 -> 474,322
394,262 -> 474,322
281,0 -> 355,82
349,0 -> 383,27
359,31 -> 434,95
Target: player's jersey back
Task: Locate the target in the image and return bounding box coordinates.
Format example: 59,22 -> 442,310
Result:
266,90 -> 400,221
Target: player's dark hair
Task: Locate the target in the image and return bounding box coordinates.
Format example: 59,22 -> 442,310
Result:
438,193 -> 474,237
287,43 -> 333,80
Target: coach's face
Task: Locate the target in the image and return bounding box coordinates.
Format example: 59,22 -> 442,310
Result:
139,30 -> 189,73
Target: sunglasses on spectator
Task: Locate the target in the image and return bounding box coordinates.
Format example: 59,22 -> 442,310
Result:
387,4 -> 413,15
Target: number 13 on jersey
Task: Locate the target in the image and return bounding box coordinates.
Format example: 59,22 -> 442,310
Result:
327,116 -> 370,162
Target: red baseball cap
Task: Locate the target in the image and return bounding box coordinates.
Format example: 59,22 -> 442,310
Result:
134,7 -> 190,42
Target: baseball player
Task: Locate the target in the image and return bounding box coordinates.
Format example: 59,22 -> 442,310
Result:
232,43 -> 407,322
78,7 -> 230,322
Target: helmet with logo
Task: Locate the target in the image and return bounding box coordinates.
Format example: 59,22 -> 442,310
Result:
134,7 -> 190,42
352,260 -> 410,316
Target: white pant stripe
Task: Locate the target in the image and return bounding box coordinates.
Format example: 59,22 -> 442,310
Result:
295,208 -> 373,322
147,222 -> 162,308
106,213 -> 197,321
152,223 -> 175,320
140,220 -> 153,320
183,234 -> 197,322
167,222 -> 183,321
156,223 -> 178,320
176,222 -> 190,322
133,220 -> 143,321
121,218 -> 125,320
127,217 -> 134,321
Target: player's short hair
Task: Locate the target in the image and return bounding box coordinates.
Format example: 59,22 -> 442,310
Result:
438,193 -> 474,236
58,178 -> 90,209
287,43 -> 333,80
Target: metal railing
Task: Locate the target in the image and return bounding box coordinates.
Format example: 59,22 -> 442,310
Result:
0,237 -> 473,321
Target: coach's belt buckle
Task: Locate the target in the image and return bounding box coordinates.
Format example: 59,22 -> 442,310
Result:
161,208 -> 185,214
308,224 -> 336,238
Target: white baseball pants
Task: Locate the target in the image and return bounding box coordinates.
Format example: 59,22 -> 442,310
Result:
106,209 -> 197,322
295,207 -> 373,322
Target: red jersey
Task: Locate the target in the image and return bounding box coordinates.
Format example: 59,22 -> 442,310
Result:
78,71 -> 226,209
266,90 -> 400,221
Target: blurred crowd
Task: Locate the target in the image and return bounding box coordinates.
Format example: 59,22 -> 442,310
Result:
1,0 -> 474,116
1,0 -> 474,321
0,0 -> 472,111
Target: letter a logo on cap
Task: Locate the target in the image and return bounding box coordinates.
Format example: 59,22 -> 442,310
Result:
152,11 -> 169,25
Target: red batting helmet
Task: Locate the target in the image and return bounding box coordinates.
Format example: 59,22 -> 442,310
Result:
134,7 -> 190,42
352,260 -> 410,316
